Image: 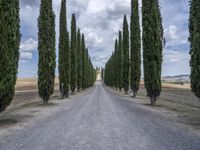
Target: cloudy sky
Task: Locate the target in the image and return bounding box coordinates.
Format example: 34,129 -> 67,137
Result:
18,0 -> 190,77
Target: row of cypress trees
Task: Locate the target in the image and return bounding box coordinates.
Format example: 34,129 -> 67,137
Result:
0,0 -> 96,113
38,0 -> 96,104
0,0 -> 96,112
104,0 -> 164,105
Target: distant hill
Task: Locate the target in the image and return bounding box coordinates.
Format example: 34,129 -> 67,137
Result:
162,75 -> 190,83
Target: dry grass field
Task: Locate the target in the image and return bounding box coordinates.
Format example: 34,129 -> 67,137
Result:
105,80 -> 200,131
137,83 -> 200,131
15,78 -> 59,91
140,80 -> 190,90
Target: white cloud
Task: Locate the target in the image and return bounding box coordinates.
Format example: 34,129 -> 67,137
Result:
88,0 -> 107,13
82,27 -> 103,44
162,49 -> 190,76
164,25 -> 179,40
20,4 -> 39,38
20,38 -> 37,61
20,52 -> 33,60
164,50 -> 187,63
182,40 -> 187,44
20,38 -> 38,52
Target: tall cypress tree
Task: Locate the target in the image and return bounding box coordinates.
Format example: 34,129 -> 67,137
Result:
104,52 -> 116,87
38,0 -> 56,104
122,15 -> 130,94
101,68 -> 104,81
59,0 -> 69,98
70,14 -> 77,93
77,28 -> 82,91
114,39 -> 118,89
142,0 -> 164,105
130,0 -> 141,97
0,0 -> 20,112
117,31 -> 123,91
85,48 -> 89,88
81,34 -> 86,89
189,0 -> 200,98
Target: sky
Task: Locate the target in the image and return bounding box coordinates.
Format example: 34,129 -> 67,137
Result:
18,0 -> 190,77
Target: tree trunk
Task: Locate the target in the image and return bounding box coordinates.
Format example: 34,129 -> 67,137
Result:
150,96 -> 156,106
132,91 -> 137,98
125,91 -> 128,95
65,92 -> 69,98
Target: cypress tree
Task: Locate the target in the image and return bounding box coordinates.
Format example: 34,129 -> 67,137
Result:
117,31 -> 123,91
38,0 -> 56,104
81,34 -> 86,89
142,0 -> 164,105
59,0 -> 69,98
77,28 -> 82,91
104,52 -> 116,87
85,48 -> 89,88
0,0 -> 20,112
70,14 -> 77,93
189,0 -> 200,98
122,15 -> 130,94
114,39 -> 118,90
101,68 -> 104,81
130,0 -> 141,97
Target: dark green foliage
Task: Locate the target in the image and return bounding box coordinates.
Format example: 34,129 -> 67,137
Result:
122,15 -> 130,94
104,41 -> 118,88
38,0 -> 56,104
69,17 -> 95,92
81,34 -> 86,89
117,31 -> 123,91
77,29 -> 82,91
85,49 -> 89,87
101,68 -> 104,81
104,53 -> 115,87
70,14 -> 77,93
58,0 -> 70,98
104,32 -> 123,91
84,48 -> 96,88
130,0 -> 141,97
0,0 -> 20,112
114,39 -> 118,89
189,0 -> 200,98
142,0 -> 164,105
88,59 -> 96,86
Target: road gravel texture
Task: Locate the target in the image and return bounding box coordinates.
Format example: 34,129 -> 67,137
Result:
0,81 -> 200,150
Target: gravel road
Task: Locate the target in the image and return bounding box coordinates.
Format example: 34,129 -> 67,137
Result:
0,81 -> 200,150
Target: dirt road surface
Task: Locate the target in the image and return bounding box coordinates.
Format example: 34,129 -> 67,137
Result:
0,81 -> 200,150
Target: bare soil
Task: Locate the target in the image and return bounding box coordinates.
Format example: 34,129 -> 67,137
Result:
106,84 -> 200,132
0,78 -> 61,138
138,86 -> 200,130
